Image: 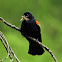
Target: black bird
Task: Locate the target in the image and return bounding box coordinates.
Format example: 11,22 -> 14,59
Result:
20,12 -> 45,55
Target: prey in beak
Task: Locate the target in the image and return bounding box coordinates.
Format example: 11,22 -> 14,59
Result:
20,16 -> 29,21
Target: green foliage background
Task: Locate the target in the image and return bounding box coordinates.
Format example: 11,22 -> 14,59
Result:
0,0 -> 62,62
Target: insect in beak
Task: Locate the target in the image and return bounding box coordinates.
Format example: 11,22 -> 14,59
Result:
20,16 -> 29,21
20,16 -> 24,21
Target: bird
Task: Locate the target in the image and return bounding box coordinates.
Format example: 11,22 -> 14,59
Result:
20,12 -> 45,55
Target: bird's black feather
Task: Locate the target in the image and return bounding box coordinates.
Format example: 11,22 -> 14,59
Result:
20,12 -> 45,55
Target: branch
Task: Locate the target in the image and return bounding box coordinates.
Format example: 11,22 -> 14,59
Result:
0,17 -> 58,62
0,33 -> 14,62
0,31 -> 20,62
27,36 -> 58,62
0,17 -> 20,32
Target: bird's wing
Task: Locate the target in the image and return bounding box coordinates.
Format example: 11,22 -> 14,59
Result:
35,20 -> 40,26
35,20 -> 40,32
35,20 -> 42,42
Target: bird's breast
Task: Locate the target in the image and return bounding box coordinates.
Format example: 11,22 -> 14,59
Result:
21,20 -> 38,37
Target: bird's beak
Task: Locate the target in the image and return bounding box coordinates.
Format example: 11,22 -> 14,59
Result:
20,16 -> 29,21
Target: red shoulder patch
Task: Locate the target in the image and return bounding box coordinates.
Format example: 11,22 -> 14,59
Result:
35,20 -> 40,26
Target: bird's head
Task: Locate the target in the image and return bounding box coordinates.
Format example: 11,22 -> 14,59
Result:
20,12 -> 34,21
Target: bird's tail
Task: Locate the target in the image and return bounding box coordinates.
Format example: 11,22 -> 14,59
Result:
28,42 -> 45,55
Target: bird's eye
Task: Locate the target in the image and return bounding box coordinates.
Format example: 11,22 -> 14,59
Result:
25,14 -> 29,17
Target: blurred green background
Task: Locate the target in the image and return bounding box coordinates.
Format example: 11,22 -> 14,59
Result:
0,0 -> 62,62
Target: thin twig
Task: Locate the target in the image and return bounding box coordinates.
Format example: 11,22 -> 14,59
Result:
0,17 -> 58,62
0,36 -> 13,62
0,31 -> 20,62
0,36 -> 8,62
0,32 -> 14,62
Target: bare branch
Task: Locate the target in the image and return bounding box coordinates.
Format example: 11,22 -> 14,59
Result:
0,17 -> 58,62
0,17 -> 20,32
0,36 -> 13,62
0,31 -> 20,62
27,36 -> 58,62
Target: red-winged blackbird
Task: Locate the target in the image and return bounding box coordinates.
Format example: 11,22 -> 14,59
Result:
20,12 -> 45,55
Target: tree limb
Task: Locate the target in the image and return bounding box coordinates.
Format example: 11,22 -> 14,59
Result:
0,17 -> 20,32
27,36 -> 58,62
0,17 -> 58,62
